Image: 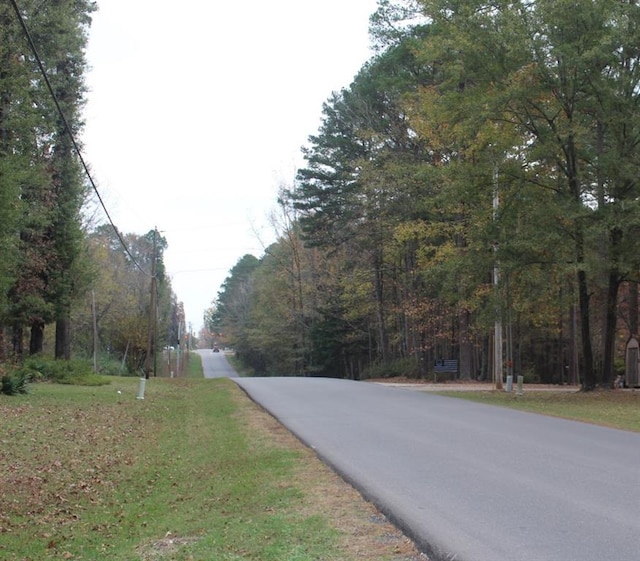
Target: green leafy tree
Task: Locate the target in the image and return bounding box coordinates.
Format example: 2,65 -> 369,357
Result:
33,0 -> 97,359
290,29 -> 444,374
2,0 -> 96,359
214,255 -> 262,371
0,2 -> 50,356
72,227 -> 177,374
219,0 -> 640,387
405,0 -> 640,388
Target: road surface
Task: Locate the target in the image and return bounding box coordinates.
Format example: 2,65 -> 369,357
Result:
196,349 -> 238,378
234,376 -> 640,561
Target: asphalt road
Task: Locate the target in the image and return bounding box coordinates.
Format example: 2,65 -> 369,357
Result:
233,376 -> 640,561
196,349 -> 238,378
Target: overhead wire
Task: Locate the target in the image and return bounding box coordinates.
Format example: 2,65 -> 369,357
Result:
9,0 -> 154,278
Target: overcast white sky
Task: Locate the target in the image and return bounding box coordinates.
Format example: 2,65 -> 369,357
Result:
82,0 -> 379,333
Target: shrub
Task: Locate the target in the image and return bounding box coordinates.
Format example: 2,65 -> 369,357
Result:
96,356 -> 129,376
360,357 -> 422,380
522,368 -> 541,384
1,371 -> 32,396
16,356 -> 110,386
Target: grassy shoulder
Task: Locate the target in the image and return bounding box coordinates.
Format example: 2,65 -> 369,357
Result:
0,354 -> 421,561
439,389 -> 640,432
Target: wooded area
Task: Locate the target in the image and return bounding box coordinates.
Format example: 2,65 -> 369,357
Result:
0,1 -> 184,375
3,1 -> 640,389
209,0 -> 640,390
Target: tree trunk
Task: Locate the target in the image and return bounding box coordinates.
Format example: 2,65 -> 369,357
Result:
373,252 -> 387,363
629,282 -> 638,337
29,321 -> 45,355
459,309 -> 473,379
601,223 -> 624,387
568,303 -> 580,385
12,325 -> 23,357
0,328 -> 8,360
602,269 -> 621,388
566,134 -> 595,390
55,315 -> 71,360
577,268 -> 596,389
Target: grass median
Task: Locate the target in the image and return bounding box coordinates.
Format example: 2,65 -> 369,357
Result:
0,355 -> 421,561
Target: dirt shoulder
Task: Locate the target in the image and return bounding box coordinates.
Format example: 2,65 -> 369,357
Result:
367,377 -> 581,392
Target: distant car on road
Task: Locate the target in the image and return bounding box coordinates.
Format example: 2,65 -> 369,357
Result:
212,346 -> 220,353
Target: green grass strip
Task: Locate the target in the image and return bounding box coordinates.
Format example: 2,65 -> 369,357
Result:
439,389 -> 640,432
0,374 -> 340,560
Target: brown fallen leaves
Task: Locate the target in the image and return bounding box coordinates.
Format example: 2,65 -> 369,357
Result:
0,398 -> 144,539
1,383 -> 428,561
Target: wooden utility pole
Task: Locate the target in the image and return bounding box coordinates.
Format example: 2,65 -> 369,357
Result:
493,167 -> 503,390
144,228 -> 158,379
92,290 -> 98,372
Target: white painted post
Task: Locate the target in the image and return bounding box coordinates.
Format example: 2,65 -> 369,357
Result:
136,377 -> 146,400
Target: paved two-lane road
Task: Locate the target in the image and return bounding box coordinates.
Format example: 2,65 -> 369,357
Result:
234,377 -> 640,561
196,349 -> 238,378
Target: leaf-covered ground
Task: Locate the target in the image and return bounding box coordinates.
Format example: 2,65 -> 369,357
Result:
0,378 -> 426,561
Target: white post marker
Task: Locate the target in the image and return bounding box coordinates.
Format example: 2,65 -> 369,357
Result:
137,377 -> 146,400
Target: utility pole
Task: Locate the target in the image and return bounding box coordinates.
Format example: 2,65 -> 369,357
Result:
144,228 -> 158,380
176,321 -> 182,377
91,290 -> 98,373
493,167 -> 504,390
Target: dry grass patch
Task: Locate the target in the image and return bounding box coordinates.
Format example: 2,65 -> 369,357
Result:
136,534 -> 200,561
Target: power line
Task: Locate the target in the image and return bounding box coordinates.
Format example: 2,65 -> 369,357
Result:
9,0 -> 153,278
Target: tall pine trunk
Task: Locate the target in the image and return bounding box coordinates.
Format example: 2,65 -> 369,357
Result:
630,282 -> 638,337
459,309 -> 473,379
29,321 -> 44,355
12,325 -> 23,357
602,268 -> 621,388
373,249 -> 388,363
55,315 -> 71,360
577,266 -> 596,389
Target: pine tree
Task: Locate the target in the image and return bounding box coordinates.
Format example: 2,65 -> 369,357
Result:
5,0 -> 96,358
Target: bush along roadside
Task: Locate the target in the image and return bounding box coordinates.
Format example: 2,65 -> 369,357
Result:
1,370 -> 32,395
5,356 -> 111,390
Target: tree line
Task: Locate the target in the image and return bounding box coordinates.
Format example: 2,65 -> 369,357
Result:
210,0 -> 640,390
0,1 -> 183,374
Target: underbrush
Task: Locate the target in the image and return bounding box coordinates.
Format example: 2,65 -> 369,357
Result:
360,357 -> 422,380
12,356 -> 111,388
1,369 -> 32,395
